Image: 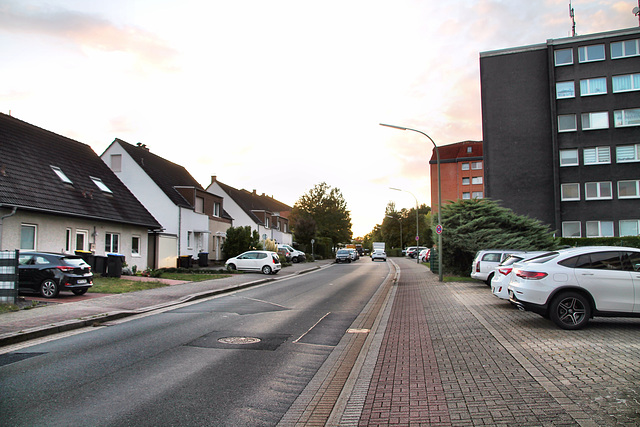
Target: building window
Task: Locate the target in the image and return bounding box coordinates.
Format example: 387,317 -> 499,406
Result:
558,114 -> 577,132
616,144 -> 640,163
611,39 -> 639,59
578,44 -> 605,62
132,236 -> 140,256
555,48 -> 573,66
471,177 -> 483,185
65,228 -> 72,253
618,180 -> 640,198
51,165 -> 72,184
562,221 -> 581,237
471,162 -> 482,170
110,154 -> 122,172
556,81 -> 575,98
614,108 -> 640,127
579,77 -> 607,96
21,224 -> 37,250
105,233 -> 120,253
472,191 -> 484,199
612,73 -> 640,92
91,177 -> 112,193
583,146 -> 610,165
586,221 -> 614,237
76,230 -> 88,251
581,112 -> 609,130
213,202 -> 221,217
561,183 -> 580,201
620,220 -> 640,236
461,163 -> 470,171
462,177 -> 470,185
265,217 -> 270,228
585,182 -> 612,200
462,192 -> 470,199
195,196 -> 204,213
560,149 -> 579,166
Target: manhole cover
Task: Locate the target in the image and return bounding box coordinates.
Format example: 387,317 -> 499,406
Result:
217,336 -> 261,345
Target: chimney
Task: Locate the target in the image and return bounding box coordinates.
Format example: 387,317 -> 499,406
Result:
252,189 -> 257,196
211,175 -> 217,184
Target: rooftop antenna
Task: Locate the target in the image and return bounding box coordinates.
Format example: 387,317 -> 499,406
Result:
569,1 -> 576,36
634,1 -> 640,27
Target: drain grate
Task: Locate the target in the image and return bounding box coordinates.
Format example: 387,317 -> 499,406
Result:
218,336 -> 261,345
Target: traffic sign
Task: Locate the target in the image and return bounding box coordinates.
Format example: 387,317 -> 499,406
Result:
436,224 -> 443,234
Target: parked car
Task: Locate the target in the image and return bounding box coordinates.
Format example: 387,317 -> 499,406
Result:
508,246 -> 640,330
418,249 -> 430,262
225,251 -> 281,275
371,249 -> 387,262
18,252 -> 93,298
277,244 -> 306,263
406,246 -> 428,259
471,249 -> 524,284
277,247 -> 292,263
348,248 -> 359,261
490,252 -> 547,300
335,249 -> 352,263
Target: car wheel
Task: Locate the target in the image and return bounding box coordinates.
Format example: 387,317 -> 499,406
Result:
262,265 -> 272,275
72,288 -> 88,296
347,259 -> 351,263
292,257 -> 299,263
227,263 -> 236,271
40,279 -> 59,298
549,292 -> 591,330
485,273 -> 494,286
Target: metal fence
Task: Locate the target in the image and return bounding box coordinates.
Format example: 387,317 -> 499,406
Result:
0,250 -> 19,304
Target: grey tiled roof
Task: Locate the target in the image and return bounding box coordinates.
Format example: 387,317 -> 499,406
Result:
0,114 -> 161,229
214,180 -> 291,226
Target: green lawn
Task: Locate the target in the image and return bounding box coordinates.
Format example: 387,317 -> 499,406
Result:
90,272 -> 230,294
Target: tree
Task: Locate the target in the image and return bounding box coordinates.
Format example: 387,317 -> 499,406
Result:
291,182 -> 352,247
439,199 -> 556,275
379,202 -> 432,250
222,226 -> 262,259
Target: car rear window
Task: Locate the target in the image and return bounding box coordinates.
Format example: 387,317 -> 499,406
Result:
525,252 -> 559,264
62,257 -> 88,267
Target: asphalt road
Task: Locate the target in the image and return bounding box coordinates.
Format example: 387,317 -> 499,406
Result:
0,258 -> 390,426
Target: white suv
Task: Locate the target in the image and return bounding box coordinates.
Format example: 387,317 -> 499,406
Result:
509,246 -> 640,329
471,249 -> 523,284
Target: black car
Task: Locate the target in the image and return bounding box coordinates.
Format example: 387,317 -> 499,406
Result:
18,252 -> 93,298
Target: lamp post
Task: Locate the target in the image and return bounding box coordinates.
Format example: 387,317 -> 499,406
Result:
386,214 -> 403,252
389,187 -> 420,264
381,123 -> 443,281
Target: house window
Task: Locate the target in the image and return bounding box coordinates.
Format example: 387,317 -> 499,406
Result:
132,236 -> 140,256
620,220 -> 640,236
213,202 -> 221,217
471,162 -> 482,170
556,81 -> 575,98
51,166 -> 72,184
91,177 -> 112,193
581,112 -> 609,130
561,183 -> 580,201
616,144 -> 640,163
76,230 -> 88,251
265,217 -> 270,228
578,44 -> 605,62
187,231 -> 192,249
110,154 -> 122,172
21,224 -> 37,250
562,221 -> 581,237
618,180 -> 640,198
472,191 -> 483,199
555,48 -> 573,66
585,182 -> 612,200
466,146 -> 472,153
462,192 -> 471,199
195,196 -> 204,213
611,39 -> 639,59
461,163 -> 470,171
579,77 -> 607,96
105,233 -> 120,253
462,177 -> 470,185
560,149 -> 579,166
612,73 -> 640,92
65,228 -> 72,253
614,108 -> 640,127
583,147 -> 610,165
558,114 -> 577,132
586,221 -> 614,237
471,177 -> 483,185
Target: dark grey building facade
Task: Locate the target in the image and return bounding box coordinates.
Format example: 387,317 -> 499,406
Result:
480,27 -> 640,238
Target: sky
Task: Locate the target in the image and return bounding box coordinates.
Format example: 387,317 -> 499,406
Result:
1,0 -> 637,237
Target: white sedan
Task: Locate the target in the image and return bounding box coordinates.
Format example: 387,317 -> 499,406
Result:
371,249 -> 387,262
225,250 -> 281,275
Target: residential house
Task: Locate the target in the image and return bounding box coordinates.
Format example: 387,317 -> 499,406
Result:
101,139 -> 232,267
480,27 -> 640,237
206,176 -> 292,246
0,113 -> 161,272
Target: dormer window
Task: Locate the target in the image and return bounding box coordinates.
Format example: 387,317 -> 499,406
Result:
91,177 -> 112,193
51,166 -> 72,184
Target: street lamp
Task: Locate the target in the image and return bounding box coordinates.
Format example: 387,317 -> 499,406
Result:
389,187 -> 420,264
385,214 -> 402,252
381,123 -> 443,281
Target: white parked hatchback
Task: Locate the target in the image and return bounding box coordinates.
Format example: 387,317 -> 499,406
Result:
490,252 -> 547,300
225,250 -> 281,275
508,246 -> 640,329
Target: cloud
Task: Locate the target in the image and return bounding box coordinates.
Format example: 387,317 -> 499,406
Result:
0,2 -> 179,72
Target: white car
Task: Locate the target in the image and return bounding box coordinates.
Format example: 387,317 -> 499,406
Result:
508,246 -> 640,330
418,249 -> 430,262
471,249 -> 524,284
371,249 -> 387,262
225,250 -> 281,275
490,252 -> 546,299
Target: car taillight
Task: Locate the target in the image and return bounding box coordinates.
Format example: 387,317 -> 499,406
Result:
498,267 -> 513,276
514,269 -> 548,280
56,266 -> 74,272
475,262 -> 480,272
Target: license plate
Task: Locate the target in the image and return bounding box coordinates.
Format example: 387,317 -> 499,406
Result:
77,279 -> 87,284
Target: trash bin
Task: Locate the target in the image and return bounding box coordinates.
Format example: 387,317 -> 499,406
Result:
75,250 -> 94,266
94,255 -> 108,276
106,254 -> 125,278
198,252 -> 209,267
178,255 -> 192,268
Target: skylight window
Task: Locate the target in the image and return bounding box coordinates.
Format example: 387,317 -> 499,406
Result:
91,177 -> 112,193
51,166 -> 72,184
